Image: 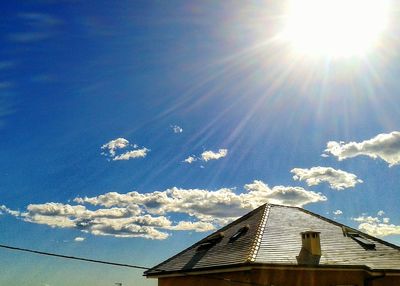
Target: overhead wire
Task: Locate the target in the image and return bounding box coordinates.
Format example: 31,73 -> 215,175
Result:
0,243 -> 267,285
0,243 -> 149,270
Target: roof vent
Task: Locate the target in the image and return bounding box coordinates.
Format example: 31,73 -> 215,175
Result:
296,231 -> 321,265
196,232 -> 224,252
229,224 -> 250,243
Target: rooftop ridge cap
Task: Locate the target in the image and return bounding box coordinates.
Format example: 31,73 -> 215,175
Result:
296,207 -> 400,251
247,204 -> 270,262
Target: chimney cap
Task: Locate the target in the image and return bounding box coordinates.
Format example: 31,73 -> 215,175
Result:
300,231 -> 320,235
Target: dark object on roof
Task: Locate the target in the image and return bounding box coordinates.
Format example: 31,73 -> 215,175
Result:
351,235 -> 376,250
196,232 -> 224,252
145,204 -> 400,277
229,224 -> 249,243
343,226 -> 376,250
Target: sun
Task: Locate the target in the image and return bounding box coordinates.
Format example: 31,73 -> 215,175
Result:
281,0 -> 390,58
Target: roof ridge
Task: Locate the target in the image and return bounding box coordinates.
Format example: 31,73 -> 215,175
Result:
247,204 -> 270,262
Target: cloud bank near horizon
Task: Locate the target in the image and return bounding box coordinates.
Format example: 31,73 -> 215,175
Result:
1,181 -> 326,240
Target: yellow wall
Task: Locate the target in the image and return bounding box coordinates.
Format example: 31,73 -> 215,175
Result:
157,269 -> 400,286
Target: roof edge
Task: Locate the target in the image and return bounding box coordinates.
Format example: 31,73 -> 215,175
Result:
145,261 -> 400,278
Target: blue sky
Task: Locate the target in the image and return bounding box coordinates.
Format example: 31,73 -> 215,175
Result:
1,1 -> 400,285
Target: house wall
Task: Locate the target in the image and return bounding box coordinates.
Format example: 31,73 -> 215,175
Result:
157,269 -> 400,286
368,276 -> 400,286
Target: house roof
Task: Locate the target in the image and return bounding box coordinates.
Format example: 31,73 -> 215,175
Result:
145,204 -> 400,276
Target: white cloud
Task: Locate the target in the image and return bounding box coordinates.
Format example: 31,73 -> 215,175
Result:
183,149 -> 228,165
101,138 -> 149,161
353,215 -> 400,237
168,221 -> 215,232
324,131 -> 400,166
358,223 -> 400,237
0,205 -> 20,216
243,180 -> 327,207
4,180 -> 326,240
101,138 -> 129,157
16,203 -> 170,239
377,210 -> 385,216
74,237 -> 85,242
333,209 -> 343,216
171,125 -> 183,133
113,148 -> 149,161
201,149 -> 228,162
76,180 -> 326,221
291,167 -> 363,190
353,215 -> 381,224
183,156 -> 197,164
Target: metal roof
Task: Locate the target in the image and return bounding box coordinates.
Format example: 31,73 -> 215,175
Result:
145,204 -> 400,276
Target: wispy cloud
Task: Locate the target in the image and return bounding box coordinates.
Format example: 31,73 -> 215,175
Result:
8,12 -> 62,43
171,124 -> 183,134
184,149 -> 228,164
353,214 -> 400,237
243,180 -> 326,207
0,82 -> 13,89
113,148 -> 149,161
0,87 -> 17,128
3,180 -> 326,240
0,205 -> 20,216
101,138 -> 129,156
9,33 -> 52,43
167,221 -> 215,232
291,167 -> 363,190
183,156 -> 197,164
101,138 -> 149,161
0,66 -> 17,128
324,131 -> 400,166
333,209 -> 343,216
0,61 -> 16,70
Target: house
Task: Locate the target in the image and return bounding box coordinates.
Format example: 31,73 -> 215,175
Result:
144,204 -> 400,286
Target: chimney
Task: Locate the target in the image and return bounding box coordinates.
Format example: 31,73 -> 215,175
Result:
296,231 -> 321,265
301,231 -> 321,255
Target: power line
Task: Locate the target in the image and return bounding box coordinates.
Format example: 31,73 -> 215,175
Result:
0,243 -> 267,285
0,244 -> 149,270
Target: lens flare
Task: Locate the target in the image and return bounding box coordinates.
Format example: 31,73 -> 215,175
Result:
282,0 -> 390,57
